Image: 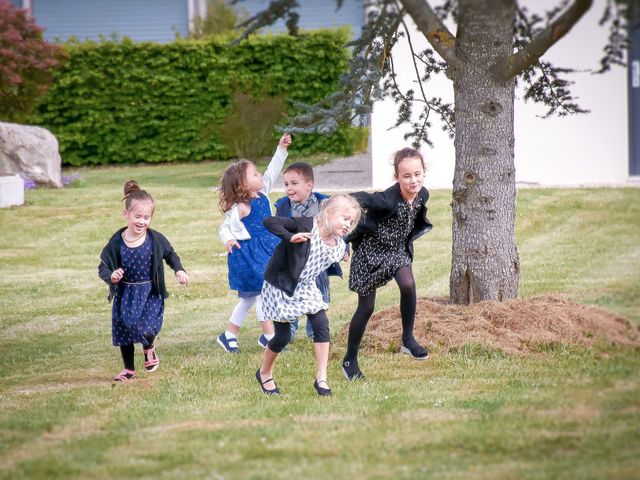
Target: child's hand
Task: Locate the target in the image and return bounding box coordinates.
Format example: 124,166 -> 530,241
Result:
176,270 -> 190,285
290,232 -> 312,243
111,268 -> 125,284
342,250 -> 350,262
279,133 -> 292,150
226,239 -> 241,253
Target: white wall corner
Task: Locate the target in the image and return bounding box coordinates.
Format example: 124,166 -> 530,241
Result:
0,175 -> 25,208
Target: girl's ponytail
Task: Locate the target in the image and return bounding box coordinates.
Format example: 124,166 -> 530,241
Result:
122,180 -> 154,210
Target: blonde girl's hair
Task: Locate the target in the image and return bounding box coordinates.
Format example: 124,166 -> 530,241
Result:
316,194 -> 362,235
393,147 -> 425,176
122,180 -> 154,211
218,160 -> 254,213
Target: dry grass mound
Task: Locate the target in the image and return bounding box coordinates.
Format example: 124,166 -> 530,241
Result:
344,294 -> 640,355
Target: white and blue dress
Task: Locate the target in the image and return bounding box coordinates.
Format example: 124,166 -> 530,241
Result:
227,193 -> 280,296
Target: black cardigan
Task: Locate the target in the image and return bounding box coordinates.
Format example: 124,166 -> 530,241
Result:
98,228 -> 185,302
263,216 -> 318,297
345,183 -> 432,257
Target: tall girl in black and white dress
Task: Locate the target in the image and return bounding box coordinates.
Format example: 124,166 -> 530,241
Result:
342,148 -> 433,381
256,195 -> 361,396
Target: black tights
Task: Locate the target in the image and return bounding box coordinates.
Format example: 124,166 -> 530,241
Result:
119,335 -> 155,370
344,266 -> 417,362
268,310 -> 330,353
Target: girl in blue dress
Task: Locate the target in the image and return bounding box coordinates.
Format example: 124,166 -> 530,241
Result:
216,134 -> 292,353
99,180 -> 189,382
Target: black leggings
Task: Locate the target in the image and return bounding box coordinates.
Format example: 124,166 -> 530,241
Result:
344,266 -> 417,362
268,310 -> 330,353
119,335 -> 155,370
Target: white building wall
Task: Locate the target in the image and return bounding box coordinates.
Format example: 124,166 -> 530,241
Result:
371,0 -> 628,190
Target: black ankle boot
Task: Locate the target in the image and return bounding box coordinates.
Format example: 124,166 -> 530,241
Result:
341,359 -> 365,381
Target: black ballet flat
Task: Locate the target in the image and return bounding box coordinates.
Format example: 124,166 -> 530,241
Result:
256,368 -> 280,395
313,379 -> 332,397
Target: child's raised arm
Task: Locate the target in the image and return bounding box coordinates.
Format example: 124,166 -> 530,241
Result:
278,133 -> 292,150
261,133 -> 291,194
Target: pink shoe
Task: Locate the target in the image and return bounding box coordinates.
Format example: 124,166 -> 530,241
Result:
113,369 -> 135,382
143,345 -> 159,372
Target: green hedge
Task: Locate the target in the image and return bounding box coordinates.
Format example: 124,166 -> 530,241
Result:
30,30 -> 361,166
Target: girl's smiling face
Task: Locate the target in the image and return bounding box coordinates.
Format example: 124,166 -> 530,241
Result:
123,199 -> 154,236
396,156 -> 425,201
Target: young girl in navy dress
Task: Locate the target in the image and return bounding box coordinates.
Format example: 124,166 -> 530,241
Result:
342,148 -> 433,381
256,195 -> 361,396
216,133 -> 292,353
99,180 -> 189,382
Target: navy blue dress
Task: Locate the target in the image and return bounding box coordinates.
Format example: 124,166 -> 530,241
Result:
112,235 -> 164,346
227,193 -> 280,296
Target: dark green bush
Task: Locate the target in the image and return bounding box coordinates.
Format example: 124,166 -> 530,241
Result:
29,29 -> 362,166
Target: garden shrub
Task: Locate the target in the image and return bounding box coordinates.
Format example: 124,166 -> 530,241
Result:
0,2 -> 67,122
29,29 -> 362,166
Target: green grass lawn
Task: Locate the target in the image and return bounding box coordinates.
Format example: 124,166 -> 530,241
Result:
1,161 -> 639,479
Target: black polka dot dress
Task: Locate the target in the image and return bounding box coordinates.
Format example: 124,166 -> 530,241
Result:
261,225 -> 346,322
349,197 -> 423,296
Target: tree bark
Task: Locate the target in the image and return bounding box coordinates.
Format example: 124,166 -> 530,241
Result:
449,0 -> 520,304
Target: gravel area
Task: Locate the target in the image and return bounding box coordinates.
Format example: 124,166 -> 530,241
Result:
273,150 -> 371,192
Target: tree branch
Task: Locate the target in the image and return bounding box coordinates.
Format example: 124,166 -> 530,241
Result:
399,0 -> 459,67
500,0 -> 592,79
232,0 -> 300,43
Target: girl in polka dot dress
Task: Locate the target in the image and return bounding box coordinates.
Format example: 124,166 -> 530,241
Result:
342,148 -> 433,381
98,180 -> 189,382
256,195 -> 361,397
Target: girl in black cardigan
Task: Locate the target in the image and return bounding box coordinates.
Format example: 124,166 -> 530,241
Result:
342,148 -> 433,381
98,180 -> 189,382
256,194 -> 361,396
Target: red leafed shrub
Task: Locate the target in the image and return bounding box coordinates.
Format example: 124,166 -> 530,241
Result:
0,2 -> 66,122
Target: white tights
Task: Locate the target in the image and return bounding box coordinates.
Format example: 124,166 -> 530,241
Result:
228,295 -> 264,328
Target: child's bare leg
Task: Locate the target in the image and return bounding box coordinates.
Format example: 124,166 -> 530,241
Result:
260,320 -> 274,335
313,342 -> 330,382
259,348 -> 279,390
308,310 -> 331,383
257,321 -> 291,392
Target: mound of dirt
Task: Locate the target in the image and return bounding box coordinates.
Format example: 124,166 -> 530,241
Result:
343,294 -> 640,355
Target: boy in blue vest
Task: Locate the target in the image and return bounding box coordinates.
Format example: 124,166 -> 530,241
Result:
274,162 -> 346,341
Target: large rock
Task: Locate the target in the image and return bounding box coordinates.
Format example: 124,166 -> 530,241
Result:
0,122 -> 62,188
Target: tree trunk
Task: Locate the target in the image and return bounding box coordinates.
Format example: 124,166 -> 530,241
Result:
449,0 -> 520,304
